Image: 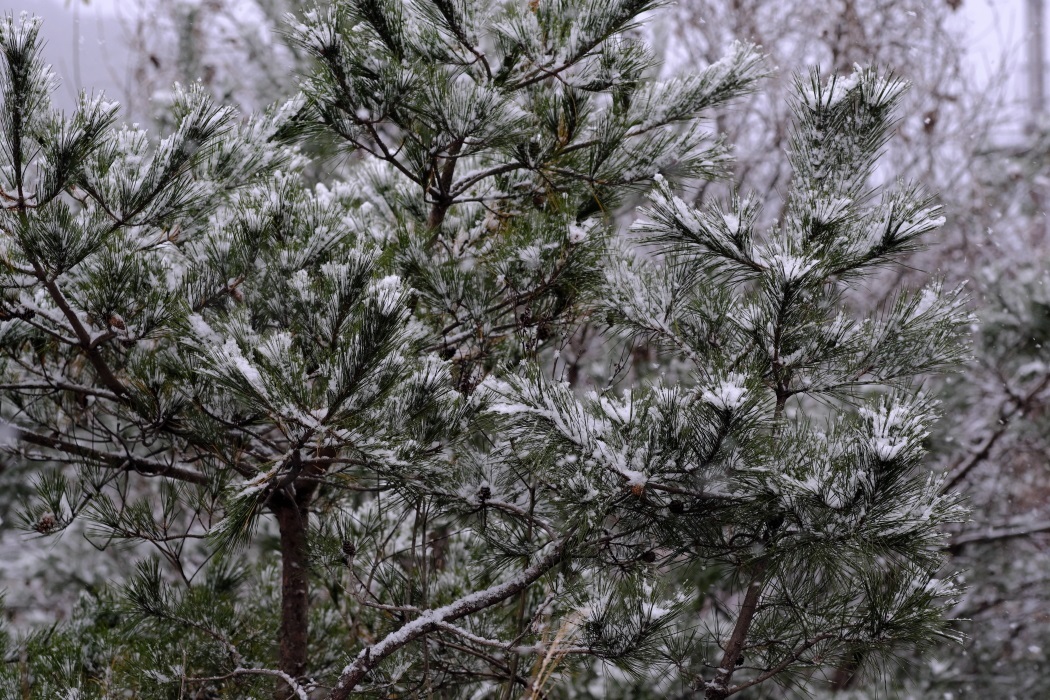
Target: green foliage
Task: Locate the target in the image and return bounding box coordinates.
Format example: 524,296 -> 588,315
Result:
287,0 -> 763,388
0,4 -> 966,699
489,65 -> 969,695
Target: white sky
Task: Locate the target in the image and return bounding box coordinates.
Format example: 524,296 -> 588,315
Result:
6,0 -> 134,110
965,1 -> 1026,95
5,0 -> 1044,132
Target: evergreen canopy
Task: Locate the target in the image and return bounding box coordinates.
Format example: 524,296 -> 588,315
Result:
0,3 -> 966,698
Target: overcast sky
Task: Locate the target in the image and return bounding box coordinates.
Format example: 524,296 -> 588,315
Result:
6,0 -> 133,111
4,0 -> 1039,131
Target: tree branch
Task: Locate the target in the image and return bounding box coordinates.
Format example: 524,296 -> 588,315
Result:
723,633 -> 836,696
325,537 -> 569,699
29,261 -> 128,397
6,423 -> 209,485
0,381 -> 121,401
948,519 -> 1050,551
183,667 -> 309,700
940,370 -> 1050,493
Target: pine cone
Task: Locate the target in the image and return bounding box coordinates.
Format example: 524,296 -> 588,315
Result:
34,513 -> 57,534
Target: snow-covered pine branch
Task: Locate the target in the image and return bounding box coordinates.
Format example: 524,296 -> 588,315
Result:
0,5 -> 967,699
589,64 -> 969,697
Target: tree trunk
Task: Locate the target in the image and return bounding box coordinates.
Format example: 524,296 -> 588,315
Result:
272,491 -> 311,697
426,138 -> 464,231
704,564 -> 767,700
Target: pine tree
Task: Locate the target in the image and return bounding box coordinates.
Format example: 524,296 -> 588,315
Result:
0,4 -> 966,699
626,68 -> 971,695
485,68 -> 971,696
652,2 -> 1042,696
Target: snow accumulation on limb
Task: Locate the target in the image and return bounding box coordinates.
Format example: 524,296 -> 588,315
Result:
326,538 -> 569,700
183,668 -> 309,700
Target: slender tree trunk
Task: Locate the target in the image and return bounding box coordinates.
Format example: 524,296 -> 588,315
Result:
704,564 -> 767,700
272,491 -> 312,697
426,138 -> 464,231
704,393 -> 786,698
1028,0 -> 1046,132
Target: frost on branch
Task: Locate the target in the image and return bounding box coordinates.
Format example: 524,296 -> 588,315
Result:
594,62 -> 968,697
0,7 -> 968,700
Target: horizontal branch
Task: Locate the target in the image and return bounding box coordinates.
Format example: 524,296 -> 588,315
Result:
436,621 -> 534,654
724,632 -> 836,696
482,499 -> 558,540
0,381 -> 121,401
949,519 -> 1050,550
6,423 -> 209,485
183,667 -> 309,700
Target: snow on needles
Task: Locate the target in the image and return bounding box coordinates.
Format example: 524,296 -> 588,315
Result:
702,374 -> 748,411
859,396 -> 930,462
481,377 -> 655,490
368,275 -> 404,315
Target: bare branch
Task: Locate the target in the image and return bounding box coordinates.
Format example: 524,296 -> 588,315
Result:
6,423 -> 209,485
949,519 -> 1050,550
325,538 -> 569,700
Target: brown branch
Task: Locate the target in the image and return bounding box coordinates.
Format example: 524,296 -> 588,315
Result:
434,638 -> 531,692
940,371 -> 1050,494
29,261 -> 128,397
7,424 -> 209,485
427,138 -> 465,230
325,538 -> 569,700
724,633 -> 837,696
182,667 -> 308,700
449,162 -> 529,198
705,563 -> 768,700
0,381 -> 121,401
948,519 -> 1050,551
